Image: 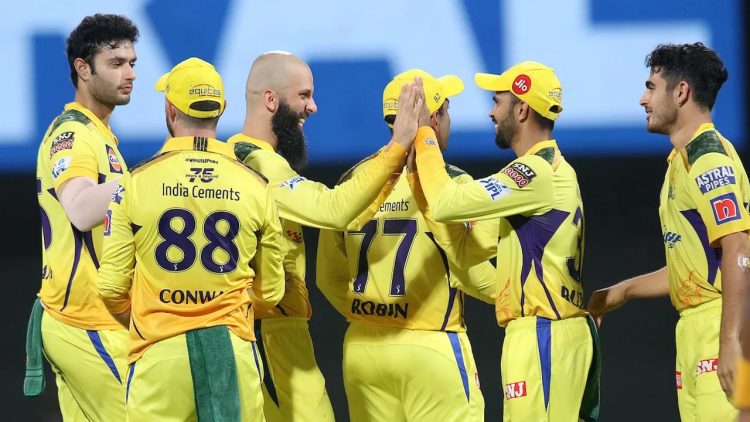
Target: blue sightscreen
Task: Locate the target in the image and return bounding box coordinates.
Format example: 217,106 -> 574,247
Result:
3,0 -> 743,172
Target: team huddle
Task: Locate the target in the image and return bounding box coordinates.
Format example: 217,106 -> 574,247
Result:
23,13 -> 750,422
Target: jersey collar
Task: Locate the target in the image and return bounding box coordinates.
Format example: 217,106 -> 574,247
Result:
667,122 -> 716,165
159,136 -> 235,158
523,139 -> 558,156
65,102 -> 118,145
226,133 -> 275,152
524,139 -> 562,169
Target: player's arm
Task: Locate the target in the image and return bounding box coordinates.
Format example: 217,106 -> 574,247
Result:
315,229 -> 351,316
58,177 -> 122,231
718,231 -> 750,396
450,259 -> 498,304
250,186 -> 286,312
242,81 -> 423,230
48,124 -> 120,231
586,267 -> 669,327
407,162 -> 497,267
97,175 -> 135,328
414,126 -> 553,223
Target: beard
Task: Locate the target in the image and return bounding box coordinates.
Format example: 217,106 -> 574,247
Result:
494,115 -> 515,150
272,101 -> 308,172
645,102 -> 678,135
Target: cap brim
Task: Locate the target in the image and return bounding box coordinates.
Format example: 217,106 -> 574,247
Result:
475,72 -> 512,92
438,75 -> 464,98
154,72 -> 169,92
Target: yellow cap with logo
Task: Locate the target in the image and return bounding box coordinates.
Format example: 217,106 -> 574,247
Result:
382,69 -> 464,126
155,57 -> 225,118
475,61 -> 563,121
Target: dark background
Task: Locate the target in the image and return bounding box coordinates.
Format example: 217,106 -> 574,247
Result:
1,153 -> 731,421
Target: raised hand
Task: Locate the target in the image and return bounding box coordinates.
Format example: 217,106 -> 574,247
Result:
391,78 -> 424,150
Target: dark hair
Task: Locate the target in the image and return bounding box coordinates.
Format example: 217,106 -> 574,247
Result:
510,94 -> 554,131
66,14 -> 140,87
645,42 -> 728,111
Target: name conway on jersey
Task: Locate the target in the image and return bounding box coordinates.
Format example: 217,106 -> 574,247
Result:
97,137 -> 285,362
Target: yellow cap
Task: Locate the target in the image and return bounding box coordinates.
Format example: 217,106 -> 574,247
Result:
382,69 -> 464,124
475,61 -> 563,121
155,57 -> 225,118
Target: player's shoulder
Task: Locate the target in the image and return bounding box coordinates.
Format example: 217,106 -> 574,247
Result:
336,151 -> 380,184
223,155 -> 270,186
46,109 -> 93,139
685,130 -> 730,167
445,163 -> 468,179
502,153 -> 553,184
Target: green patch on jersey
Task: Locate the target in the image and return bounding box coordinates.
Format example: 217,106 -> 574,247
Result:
233,142 -> 262,163
686,130 -> 727,165
128,152 -> 167,174
445,163 -> 467,179
48,110 -> 90,136
337,152 -> 379,185
534,147 -> 555,165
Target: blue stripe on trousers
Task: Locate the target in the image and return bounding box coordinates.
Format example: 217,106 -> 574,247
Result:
447,332 -> 470,401
535,318 -> 552,409
126,362 -> 135,403
86,330 -> 122,383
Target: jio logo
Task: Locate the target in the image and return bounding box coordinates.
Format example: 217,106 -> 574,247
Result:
512,74 -> 531,96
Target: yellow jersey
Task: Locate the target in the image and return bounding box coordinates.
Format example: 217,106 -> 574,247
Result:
97,137 -> 285,362
415,127 -> 586,326
316,162 -> 498,331
36,102 -> 128,330
660,123 -> 750,311
227,133 -> 406,319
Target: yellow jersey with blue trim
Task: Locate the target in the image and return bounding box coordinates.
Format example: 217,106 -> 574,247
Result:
97,136 -> 285,362
36,102 -> 128,330
316,164 -> 498,331
415,127 -> 586,326
227,133 -> 406,320
659,123 -> 750,311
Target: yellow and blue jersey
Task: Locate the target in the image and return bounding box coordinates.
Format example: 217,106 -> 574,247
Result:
97,137 -> 285,363
316,163 -> 498,332
660,123 -> 750,311
415,127 -> 586,326
227,133 -> 406,320
36,102 -> 128,330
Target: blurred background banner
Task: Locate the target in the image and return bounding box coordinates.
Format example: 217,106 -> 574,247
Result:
1,0 -> 744,172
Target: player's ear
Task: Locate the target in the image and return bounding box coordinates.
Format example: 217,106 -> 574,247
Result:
263,89 -> 278,113
517,101 -> 530,123
675,81 -> 690,107
74,58 -> 91,83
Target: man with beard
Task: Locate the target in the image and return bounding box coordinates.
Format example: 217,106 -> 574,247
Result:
227,51 -> 423,421
316,69 -> 498,421
413,61 -> 600,421
25,14 -> 139,421
588,43 -> 750,421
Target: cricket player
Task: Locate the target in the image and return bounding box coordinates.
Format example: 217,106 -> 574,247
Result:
97,57 -> 285,421
315,69 -> 499,421
588,43 -> 750,421
414,61 -> 600,421
26,14 -> 139,421
226,51 -> 421,421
